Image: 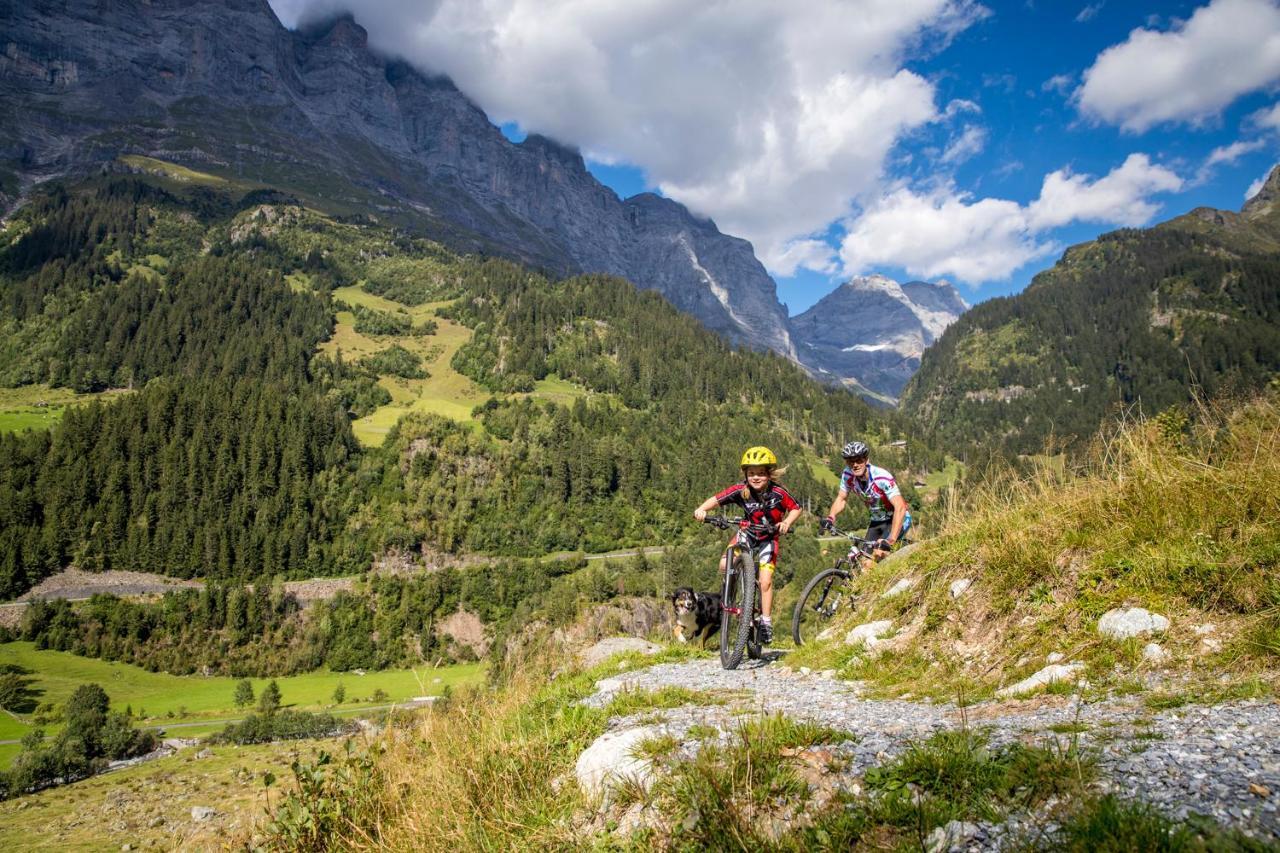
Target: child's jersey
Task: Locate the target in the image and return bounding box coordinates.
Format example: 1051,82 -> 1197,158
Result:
839,463 -> 903,523
713,481 -> 800,539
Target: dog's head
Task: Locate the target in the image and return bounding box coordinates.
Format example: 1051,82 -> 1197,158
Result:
671,587 -> 697,615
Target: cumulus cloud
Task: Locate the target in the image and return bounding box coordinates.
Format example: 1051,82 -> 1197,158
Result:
1041,73 -> 1074,96
841,154 -> 1182,283
1027,153 -> 1183,229
1076,0 -> 1280,132
268,0 -> 990,274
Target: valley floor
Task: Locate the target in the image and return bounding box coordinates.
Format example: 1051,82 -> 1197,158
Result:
586,653 -> 1280,846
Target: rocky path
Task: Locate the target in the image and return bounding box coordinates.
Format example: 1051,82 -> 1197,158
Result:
584,654 -> 1280,844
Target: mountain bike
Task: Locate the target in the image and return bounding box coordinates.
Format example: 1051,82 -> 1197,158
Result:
703,515 -> 776,670
791,525 -> 881,646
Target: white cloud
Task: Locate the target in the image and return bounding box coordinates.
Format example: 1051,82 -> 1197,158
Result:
1249,102 -> 1280,130
1076,0 -> 1280,132
769,238 -> 839,278
1027,153 -> 1183,229
1246,173 -> 1269,199
1042,73 -> 1074,95
841,155 -> 1182,284
270,0 -> 990,275
1076,3 -> 1104,23
940,125 -> 987,164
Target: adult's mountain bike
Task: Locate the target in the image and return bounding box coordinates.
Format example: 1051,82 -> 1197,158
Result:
790,525 -> 882,646
703,515 -> 776,670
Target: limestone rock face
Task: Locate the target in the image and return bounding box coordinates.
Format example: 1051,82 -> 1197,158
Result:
1,0 -> 794,355
790,275 -> 967,399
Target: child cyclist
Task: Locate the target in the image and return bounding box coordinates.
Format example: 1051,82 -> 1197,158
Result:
692,446 -> 802,644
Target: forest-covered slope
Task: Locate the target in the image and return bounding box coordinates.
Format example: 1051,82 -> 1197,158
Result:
0,174 -> 940,602
900,166 -> 1280,455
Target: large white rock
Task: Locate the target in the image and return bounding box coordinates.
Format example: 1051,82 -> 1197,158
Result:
1097,608 -> 1169,640
995,663 -> 1084,698
575,726 -> 661,802
844,620 -> 894,649
580,638 -> 661,669
949,578 -> 972,599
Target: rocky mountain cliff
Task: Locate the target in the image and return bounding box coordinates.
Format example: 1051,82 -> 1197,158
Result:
0,0 -> 795,356
790,275 -> 967,401
900,164 -> 1280,453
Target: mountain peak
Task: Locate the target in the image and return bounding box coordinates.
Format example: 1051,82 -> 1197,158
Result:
1242,163 -> 1280,220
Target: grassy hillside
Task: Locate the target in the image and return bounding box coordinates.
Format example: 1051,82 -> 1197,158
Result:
902,205 -> 1280,454
789,392 -> 1280,701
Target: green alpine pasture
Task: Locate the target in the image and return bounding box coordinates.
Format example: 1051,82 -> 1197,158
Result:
0,642 -> 483,763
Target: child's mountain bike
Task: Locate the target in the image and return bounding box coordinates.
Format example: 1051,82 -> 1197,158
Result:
702,515 -> 775,670
790,525 -> 881,646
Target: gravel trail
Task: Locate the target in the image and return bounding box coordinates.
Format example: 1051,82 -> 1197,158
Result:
586,655 -> 1280,842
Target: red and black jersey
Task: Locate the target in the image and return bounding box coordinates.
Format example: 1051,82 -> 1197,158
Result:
713,481 -> 800,538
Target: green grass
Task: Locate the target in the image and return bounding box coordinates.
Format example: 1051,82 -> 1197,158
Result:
1036,794 -> 1274,851
0,737 -> 337,851
0,386 -> 132,434
0,642 -> 483,754
117,155 -> 229,187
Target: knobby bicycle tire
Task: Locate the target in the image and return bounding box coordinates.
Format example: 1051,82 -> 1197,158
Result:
719,546 -> 756,670
791,561 -> 854,646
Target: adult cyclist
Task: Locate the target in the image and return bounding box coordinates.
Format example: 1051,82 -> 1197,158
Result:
819,441 -> 911,566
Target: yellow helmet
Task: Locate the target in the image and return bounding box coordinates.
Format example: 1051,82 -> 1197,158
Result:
740,446 -> 778,468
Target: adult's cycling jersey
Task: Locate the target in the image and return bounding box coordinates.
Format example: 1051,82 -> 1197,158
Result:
713,481 -> 800,540
839,463 -> 907,524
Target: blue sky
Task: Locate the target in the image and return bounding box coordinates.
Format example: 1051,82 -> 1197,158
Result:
276,0 -> 1279,313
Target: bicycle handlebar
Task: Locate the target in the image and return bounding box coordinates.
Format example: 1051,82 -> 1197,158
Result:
702,515 -> 782,537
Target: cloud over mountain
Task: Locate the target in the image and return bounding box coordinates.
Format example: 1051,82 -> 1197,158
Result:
268,0 -> 989,273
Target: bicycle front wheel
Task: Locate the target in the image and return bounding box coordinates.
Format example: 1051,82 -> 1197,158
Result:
719,547 -> 756,670
791,562 -> 854,646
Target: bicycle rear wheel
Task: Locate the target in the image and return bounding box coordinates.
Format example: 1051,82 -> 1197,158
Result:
791,561 -> 854,646
719,547 -> 756,670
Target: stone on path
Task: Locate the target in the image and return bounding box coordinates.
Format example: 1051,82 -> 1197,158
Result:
881,578 -> 915,598
1097,607 -> 1169,640
580,637 -> 661,669
575,726 -> 661,802
949,578 -> 972,599
995,663 -> 1084,698
844,620 -> 894,649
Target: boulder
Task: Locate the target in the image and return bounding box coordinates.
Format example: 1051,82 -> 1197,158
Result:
949,578 -> 972,599
844,620 -> 894,649
995,663 -> 1084,698
1097,608 -> 1169,640
580,637 -> 661,669
575,726 -> 661,802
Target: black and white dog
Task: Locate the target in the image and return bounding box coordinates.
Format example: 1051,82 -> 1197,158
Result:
671,587 -> 721,648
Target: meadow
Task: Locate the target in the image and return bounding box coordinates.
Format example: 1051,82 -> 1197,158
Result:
0,643 -> 483,763
0,386 -> 130,434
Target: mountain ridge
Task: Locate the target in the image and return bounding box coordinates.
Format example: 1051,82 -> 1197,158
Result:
790,274 -> 967,400
0,0 -> 798,356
